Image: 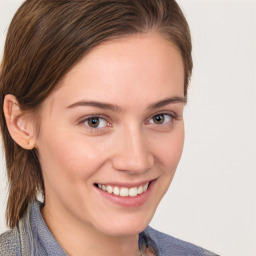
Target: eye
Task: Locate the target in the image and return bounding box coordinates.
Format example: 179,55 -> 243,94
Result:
148,114 -> 172,125
84,117 -> 108,129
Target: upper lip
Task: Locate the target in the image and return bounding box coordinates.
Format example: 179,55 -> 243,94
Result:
94,179 -> 156,188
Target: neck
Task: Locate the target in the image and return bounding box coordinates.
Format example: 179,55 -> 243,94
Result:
41,202 -> 141,256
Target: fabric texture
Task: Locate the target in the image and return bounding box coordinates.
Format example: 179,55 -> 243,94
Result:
0,200 -> 219,256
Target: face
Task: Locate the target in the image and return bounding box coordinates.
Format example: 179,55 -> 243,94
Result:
36,33 -> 185,237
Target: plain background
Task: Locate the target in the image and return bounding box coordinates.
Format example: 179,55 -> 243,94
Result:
0,0 -> 255,255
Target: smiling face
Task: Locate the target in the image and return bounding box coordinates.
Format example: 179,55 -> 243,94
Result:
36,32 -> 185,238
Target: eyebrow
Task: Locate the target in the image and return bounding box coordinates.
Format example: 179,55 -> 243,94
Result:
67,101 -> 123,112
66,96 -> 186,112
148,96 -> 186,109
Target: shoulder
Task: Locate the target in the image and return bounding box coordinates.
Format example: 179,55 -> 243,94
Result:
0,201 -> 37,256
143,226 -> 219,256
0,227 -> 21,256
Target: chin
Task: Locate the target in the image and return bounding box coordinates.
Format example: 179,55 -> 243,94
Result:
100,222 -> 149,237
92,210 -> 156,237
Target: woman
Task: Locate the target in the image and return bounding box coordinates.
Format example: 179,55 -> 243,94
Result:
0,0 -> 218,255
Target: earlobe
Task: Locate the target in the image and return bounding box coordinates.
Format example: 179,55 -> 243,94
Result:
3,94 -> 36,150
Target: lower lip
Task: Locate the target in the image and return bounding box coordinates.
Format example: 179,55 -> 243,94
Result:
95,180 -> 156,208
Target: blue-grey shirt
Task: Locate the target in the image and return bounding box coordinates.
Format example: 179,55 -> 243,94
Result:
0,201 -> 219,255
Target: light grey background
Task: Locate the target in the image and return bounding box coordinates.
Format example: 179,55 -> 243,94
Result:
0,0 -> 255,255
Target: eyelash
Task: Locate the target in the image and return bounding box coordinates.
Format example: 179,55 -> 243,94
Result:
79,112 -> 177,132
146,113 -> 177,126
80,115 -> 111,132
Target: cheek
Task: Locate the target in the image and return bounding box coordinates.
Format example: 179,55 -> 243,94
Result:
37,128 -> 110,186
153,125 -> 185,173
143,126 -> 185,213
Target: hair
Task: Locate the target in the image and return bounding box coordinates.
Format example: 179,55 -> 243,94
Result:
0,0 -> 192,228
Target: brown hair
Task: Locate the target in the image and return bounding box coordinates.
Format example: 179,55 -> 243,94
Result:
0,0 -> 192,228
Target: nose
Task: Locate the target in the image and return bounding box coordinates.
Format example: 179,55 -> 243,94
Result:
111,126 -> 154,174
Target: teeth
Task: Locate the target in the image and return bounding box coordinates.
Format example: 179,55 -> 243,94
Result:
120,188 -> 129,196
143,183 -> 149,192
113,186 -> 119,196
106,185 -> 113,193
129,187 -> 138,197
138,186 -> 143,194
97,182 -> 150,197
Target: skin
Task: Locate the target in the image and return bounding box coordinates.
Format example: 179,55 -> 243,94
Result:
5,32 -> 185,256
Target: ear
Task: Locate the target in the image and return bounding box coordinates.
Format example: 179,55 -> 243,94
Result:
3,94 -> 37,150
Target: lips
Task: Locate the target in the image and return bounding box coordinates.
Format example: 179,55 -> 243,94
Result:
96,182 -> 149,197
95,180 -> 155,207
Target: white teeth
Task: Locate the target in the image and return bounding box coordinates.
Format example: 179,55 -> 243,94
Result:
97,182 -> 150,197
137,186 -> 143,195
106,185 -> 113,193
113,186 -> 120,196
129,187 -> 138,197
120,187 -> 129,197
143,183 -> 149,192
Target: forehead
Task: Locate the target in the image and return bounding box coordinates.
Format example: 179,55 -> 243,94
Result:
44,32 -> 184,112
